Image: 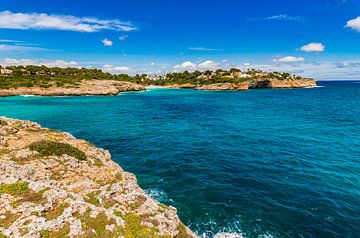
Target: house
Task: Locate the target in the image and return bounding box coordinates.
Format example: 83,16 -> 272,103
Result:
238,73 -> 252,78
36,70 -> 47,76
0,68 -> 13,76
231,71 -> 242,77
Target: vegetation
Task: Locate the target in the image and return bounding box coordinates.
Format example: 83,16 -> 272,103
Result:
40,224 -> 70,238
43,202 -> 69,220
29,140 -> 86,161
78,211 -> 121,238
0,182 -> 29,196
119,213 -> 160,238
0,212 -> 20,228
84,191 -> 101,207
0,65 -> 307,89
175,223 -> 190,238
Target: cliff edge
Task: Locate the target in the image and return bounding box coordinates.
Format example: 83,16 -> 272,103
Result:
0,117 -> 196,238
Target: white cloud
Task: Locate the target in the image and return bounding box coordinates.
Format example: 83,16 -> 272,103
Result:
346,16 -> 360,32
173,61 -> 197,71
198,60 -> 219,70
0,44 -> 48,52
101,38 -> 113,47
102,64 -> 132,74
0,39 -> 22,43
0,58 -> 80,68
274,56 -> 305,62
0,11 -> 137,32
266,14 -> 304,21
249,14 -> 305,22
118,35 -> 128,41
173,60 -> 223,72
239,60 -> 360,80
299,42 -> 325,52
189,47 -> 222,51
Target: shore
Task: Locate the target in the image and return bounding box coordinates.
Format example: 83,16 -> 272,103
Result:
0,80 -> 146,97
146,78 -> 317,91
0,117 -> 196,238
0,78 -> 317,97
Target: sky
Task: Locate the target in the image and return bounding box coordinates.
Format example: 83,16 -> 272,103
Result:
0,0 -> 359,79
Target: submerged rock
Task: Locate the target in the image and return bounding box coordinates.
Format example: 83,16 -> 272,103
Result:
0,117 -> 196,238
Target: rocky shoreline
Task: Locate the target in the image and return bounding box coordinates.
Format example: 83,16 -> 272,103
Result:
154,78 -> 317,91
0,80 -> 146,97
0,78 -> 317,97
0,117 -> 196,238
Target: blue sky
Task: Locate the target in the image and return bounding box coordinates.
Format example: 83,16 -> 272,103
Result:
0,0 -> 360,79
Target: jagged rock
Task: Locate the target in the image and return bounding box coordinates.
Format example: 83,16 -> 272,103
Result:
0,117 -> 196,238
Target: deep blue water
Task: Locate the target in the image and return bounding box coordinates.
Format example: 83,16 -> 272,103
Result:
0,81 -> 359,238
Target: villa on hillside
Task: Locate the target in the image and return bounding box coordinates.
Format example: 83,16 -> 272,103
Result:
0,68 -> 13,77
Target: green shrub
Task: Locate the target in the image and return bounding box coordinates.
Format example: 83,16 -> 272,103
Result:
29,140 -> 86,161
0,182 -> 29,195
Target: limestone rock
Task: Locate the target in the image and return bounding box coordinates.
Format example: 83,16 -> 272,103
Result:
0,117 -> 196,238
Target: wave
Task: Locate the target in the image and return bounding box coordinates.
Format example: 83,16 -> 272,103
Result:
213,232 -> 245,238
144,188 -> 172,203
20,95 -> 40,97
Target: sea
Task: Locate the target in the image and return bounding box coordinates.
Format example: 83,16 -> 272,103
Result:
0,80 -> 359,238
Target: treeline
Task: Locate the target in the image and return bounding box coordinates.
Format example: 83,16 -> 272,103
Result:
0,65 -> 304,89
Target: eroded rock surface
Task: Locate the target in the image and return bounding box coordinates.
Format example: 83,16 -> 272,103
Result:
0,80 -> 145,97
0,117 -> 196,238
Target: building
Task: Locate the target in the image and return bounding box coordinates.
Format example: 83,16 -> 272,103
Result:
0,68 -> 13,76
238,73 -> 252,78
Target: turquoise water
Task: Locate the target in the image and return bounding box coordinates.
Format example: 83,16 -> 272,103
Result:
1,81 -> 359,238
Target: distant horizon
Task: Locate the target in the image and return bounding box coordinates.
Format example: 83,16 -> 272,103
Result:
0,0 -> 360,80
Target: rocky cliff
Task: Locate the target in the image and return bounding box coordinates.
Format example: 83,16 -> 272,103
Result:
0,117 -> 196,238
0,80 -> 145,97
158,78 -> 317,91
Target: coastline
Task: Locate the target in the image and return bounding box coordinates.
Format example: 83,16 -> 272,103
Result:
0,80 -> 146,97
146,78 -> 317,91
0,117 -> 196,238
0,78 -> 317,98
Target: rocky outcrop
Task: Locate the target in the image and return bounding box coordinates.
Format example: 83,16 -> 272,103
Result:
196,83 -> 248,91
0,117 -> 196,238
248,78 -> 317,89
150,78 -> 317,91
0,80 -> 145,97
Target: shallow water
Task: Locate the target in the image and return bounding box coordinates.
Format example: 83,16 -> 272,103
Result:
1,81 -> 359,238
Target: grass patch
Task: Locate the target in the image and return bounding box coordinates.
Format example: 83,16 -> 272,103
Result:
84,191 -> 101,207
0,232 -> 6,238
40,223 -> 70,238
0,182 -> 29,196
120,213 -> 160,238
79,212 -> 120,238
43,202 -> 69,220
175,223 -> 189,238
29,140 -> 86,161
0,212 -> 20,228
158,203 -> 169,210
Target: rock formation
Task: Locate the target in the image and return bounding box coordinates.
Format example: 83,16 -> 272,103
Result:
159,78 -> 317,91
0,80 -> 145,97
0,117 -> 196,238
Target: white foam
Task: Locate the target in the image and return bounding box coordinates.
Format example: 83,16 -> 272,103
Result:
144,188 -> 172,202
20,95 -> 38,97
214,232 -> 245,238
